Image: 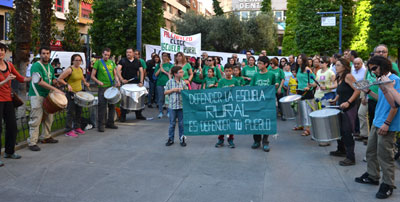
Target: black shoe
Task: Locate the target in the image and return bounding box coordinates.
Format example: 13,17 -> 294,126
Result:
180,136 -> 187,147
137,116 -> 146,120
29,145 -> 41,151
166,139 -> 174,146
4,153 -> 22,159
148,104 -> 153,108
40,138 -> 58,144
330,150 -> 346,157
106,124 -> 118,129
98,127 -> 105,132
376,183 -> 396,199
355,172 -> 379,185
339,158 -> 355,166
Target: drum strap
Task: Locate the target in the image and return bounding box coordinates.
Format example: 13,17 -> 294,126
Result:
101,59 -> 114,86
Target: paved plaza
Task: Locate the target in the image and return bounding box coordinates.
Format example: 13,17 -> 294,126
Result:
0,108 -> 399,202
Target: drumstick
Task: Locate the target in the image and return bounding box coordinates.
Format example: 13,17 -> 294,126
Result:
307,70 -> 310,84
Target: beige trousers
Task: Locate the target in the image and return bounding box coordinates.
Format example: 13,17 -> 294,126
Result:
28,96 -> 54,146
358,103 -> 369,137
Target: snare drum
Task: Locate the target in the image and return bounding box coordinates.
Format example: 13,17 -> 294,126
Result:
74,91 -> 95,107
309,108 -> 341,142
104,87 -> 121,104
120,84 -> 148,110
279,95 -> 302,120
43,91 -> 68,114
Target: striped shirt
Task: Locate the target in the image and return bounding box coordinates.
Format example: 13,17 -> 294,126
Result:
165,78 -> 188,109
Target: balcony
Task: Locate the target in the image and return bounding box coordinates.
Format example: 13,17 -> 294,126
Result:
179,0 -> 191,8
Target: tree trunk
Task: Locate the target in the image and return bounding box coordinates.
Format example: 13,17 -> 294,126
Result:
14,0 -> 33,117
39,0 -> 53,47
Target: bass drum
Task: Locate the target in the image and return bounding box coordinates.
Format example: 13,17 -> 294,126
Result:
120,84 -> 148,111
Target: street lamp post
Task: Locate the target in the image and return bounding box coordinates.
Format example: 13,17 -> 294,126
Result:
136,0 -> 142,52
317,5 -> 343,54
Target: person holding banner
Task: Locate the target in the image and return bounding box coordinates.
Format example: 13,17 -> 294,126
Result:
91,48 -> 120,132
242,56 -> 258,86
215,64 -> 240,148
174,52 -> 193,88
202,57 -> 222,81
164,66 -> 188,147
155,53 -> 173,118
250,56 -> 276,152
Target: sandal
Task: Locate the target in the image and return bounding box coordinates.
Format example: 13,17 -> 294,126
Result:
292,126 -> 304,131
301,129 -> 311,136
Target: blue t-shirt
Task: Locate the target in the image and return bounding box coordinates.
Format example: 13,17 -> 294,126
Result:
373,73 -> 400,131
284,71 -> 293,87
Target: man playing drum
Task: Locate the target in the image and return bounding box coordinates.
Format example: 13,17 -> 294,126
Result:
28,47 -> 64,151
117,48 -> 146,122
91,48 -> 120,132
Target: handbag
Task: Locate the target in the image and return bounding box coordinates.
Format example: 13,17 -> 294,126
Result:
2,61 -> 24,108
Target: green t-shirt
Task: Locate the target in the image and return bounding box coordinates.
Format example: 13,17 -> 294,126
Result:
392,62 -> 400,76
218,77 -> 239,88
242,65 -> 259,85
140,58 -> 147,69
203,76 -> 218,89
155,63 -> 173,86
365,70 -> 379,101
182,63 -> 192,80
93,59 -> 117,88
192,67 -> 203,84
250,71 -> 276,86
297,68 -> 315,90
234,76 -> 245,86
268,67 -> 285,93
202,65 -> 222,80
29,62 -> 56,97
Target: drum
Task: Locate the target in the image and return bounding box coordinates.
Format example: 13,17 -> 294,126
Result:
279,95 -> 301,120
43,91 -> 68,114
120,84 -> 148,111
104,87 -> 121,104
309,108 -> 341,142
297,99 -> 318,127
74,91 -> 95,107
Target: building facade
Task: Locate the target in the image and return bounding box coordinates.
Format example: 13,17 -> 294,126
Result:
0,1 -> 13,44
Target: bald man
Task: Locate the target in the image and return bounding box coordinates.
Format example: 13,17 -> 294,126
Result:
374,44 -> 400,76
352,58 -> 366,82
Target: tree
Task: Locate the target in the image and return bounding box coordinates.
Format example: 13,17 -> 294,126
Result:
212,0 -> 224,16
282,0 -> 299,55
350,0 -> 372,60
260,0 -> 271,13
142,0 -> 165,46
368,0 -> 400,60
39,0 -> 53,47
244,13 -> 277,53
62,0 -> 82,51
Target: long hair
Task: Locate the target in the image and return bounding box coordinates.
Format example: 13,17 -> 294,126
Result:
367,55 -> 395,76
296,54 -> 308,73
279,57 -> 288,69
152,54 -> 160,65
335,58 -> 351,83
174,52 -> 187,65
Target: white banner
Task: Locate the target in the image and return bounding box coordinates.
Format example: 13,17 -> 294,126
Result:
160,28 -> 201,57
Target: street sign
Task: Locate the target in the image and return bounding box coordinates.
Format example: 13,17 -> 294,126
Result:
321,16 -> 336,26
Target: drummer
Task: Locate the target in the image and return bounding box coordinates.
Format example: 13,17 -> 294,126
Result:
91,48 -> 121,132
28,47 -> 63,151
57,54 -> 90,137
117,48 -> 146,122
293,54 -> 315,136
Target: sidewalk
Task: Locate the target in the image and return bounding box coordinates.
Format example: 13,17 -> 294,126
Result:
0,108 -> 399,202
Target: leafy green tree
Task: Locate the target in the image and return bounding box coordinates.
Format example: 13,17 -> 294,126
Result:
207,14 -> 245,52
212,0 -> 224,16
143,0 -> 165,46
244,13 -> 277,53
260,0 -> 271,13
282,0 -> 299,55
62,0 -> 82,51
350,0 -> 372,60
368,0 -> 400,59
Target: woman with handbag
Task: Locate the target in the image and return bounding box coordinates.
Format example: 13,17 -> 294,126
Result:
0,43 -> 31,166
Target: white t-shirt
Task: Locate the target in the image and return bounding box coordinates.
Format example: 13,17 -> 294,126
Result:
351,66 -> 366,82
314,68 -> 335,99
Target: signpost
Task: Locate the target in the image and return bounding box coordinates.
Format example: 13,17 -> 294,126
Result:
317,5 -> 343,54
136,0 -> 142,52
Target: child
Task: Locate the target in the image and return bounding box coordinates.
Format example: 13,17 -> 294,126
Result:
164,66 -> 188,147
203,68 -> 218,89
233,65 -> 245,86
215,64 -> 240,148
283,63 -> 294,95
250,56 -> 276,152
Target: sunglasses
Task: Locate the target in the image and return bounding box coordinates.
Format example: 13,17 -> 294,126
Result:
207,60 -> 213,62
370,65 -> 379,71
375,51 -> 387,54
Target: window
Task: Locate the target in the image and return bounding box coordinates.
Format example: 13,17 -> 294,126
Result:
55,0 -> 64,12
0,15 -> 4,40
168,5 -> 172,14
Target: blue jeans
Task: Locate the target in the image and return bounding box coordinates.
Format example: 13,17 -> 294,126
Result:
168,108 -> 183,141
321,92 -> 336,100
148,79 -> 156,105
156,86 -> 165,114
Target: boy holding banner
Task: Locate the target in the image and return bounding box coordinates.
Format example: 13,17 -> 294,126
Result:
164,66 -> 188,147
250,56 -> 276,152
215,64 -> 240,148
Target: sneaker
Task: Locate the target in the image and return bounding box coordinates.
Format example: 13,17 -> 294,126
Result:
263,145 -> 270,152
329,150 -> 346,157
166,139 -> 174,146
4,153 -> 22,159
40,137 -> 58,144
355,172 -> 379,185
339,158 -> 355,166
376,183 -> 395,199
85,124 -> 93,130
180,136 -> 187,147
0,160 -> 3,167
29,145 -> 41,151
215,139 -> 224,148
74,128 -> 85,135
158,112 -> 163,119
228,139 -> 235,148
251,142 -> 260,149
105,124 -> 118,129
98,127 -> 105,132
65,131 -> 78,138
